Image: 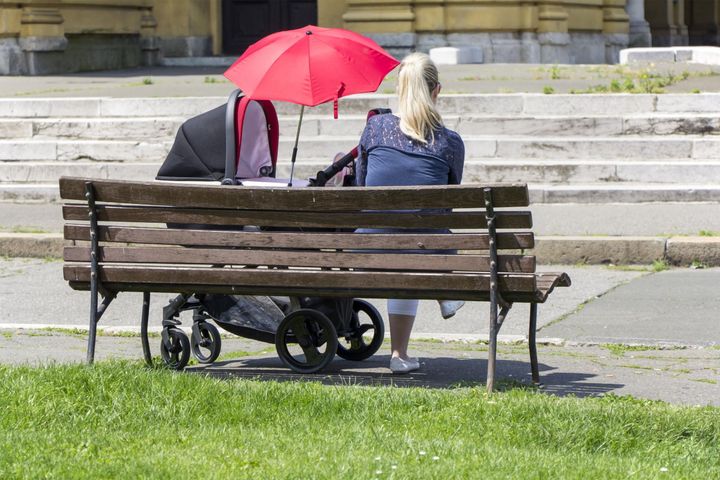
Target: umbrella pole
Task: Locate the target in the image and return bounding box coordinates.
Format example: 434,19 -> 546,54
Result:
288,105 -> 305,187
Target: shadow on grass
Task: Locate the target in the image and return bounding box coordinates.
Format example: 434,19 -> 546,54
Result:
188,354 -> 623,398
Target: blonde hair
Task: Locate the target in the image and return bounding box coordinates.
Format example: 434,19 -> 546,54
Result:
397,52 -> 443,144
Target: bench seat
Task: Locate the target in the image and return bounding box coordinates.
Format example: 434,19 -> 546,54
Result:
60,176 -> 571,391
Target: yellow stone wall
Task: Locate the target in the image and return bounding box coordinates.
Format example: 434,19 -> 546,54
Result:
318,0 -> 347,28
0,0 -> 153,35
154,0 -> 212,37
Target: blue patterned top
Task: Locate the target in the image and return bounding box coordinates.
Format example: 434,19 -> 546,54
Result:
356,113 -> 465,187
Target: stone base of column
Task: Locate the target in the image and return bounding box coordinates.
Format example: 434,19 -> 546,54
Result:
160,36 -> 212,58
0,39 -> 26,75
538,32 -> 570,64
689,31 -> 720,47
363,33 -> 416,59
652,32 -> 689,47
17,35 -> 68,75
446,32 -> 540,63
141,36 -> 161,66
629,21 -> 652,47
416,33 -> 447,52
606,33 -> 629,64
569,32 -> 607,64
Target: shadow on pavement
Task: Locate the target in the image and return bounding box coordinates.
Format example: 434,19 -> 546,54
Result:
189,354 -> 624,398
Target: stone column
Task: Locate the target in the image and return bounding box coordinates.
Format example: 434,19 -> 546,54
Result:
0,6 -> 24,75
343,0 -> 416,58
537,0 -> 570,64
646,0 -> 689,46
414,0 -> 447,52
604,0 -> 629,63
673,0 -> 689,45
626,0 -> 651,46
140,7 -> 160,66
686,0 -> 720,45
19,6 -> 68,75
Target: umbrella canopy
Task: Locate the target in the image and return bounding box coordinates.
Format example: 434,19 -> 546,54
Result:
224,25 -> 398,115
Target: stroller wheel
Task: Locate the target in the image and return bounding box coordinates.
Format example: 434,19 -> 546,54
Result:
160,327 -> 191,370
191,321 -> 222,364
275,309 -> 338,374
337,300 -> 385,362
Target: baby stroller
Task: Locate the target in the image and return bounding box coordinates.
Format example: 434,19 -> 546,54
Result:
151,89 -> 386,373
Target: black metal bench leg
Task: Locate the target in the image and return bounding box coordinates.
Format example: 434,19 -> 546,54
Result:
141,292 -> 152,366
86,294 -> 115,364
487,297 -> 498,393
529,302 -> 540,384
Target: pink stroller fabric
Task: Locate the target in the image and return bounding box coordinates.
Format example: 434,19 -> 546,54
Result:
236,100 -> 273,179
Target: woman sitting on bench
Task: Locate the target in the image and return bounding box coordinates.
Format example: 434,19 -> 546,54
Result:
356,52 -> 466,374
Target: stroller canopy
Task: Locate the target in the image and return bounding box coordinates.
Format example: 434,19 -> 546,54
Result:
157,95 -> 279,181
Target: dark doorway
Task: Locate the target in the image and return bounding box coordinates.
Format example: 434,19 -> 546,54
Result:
222,0 -> 318,55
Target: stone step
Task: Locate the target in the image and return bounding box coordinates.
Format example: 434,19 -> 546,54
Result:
3,136 -> 720,163
4,181 -> 719,204
3,114 -> 719,141
0,118 -> 185,141
284,136 -> 720,161
0,140 -> 173,162
237,113 -> 720,138
533,184 -> 720,204
5,160 -> 720,185
2,93 -> 720,119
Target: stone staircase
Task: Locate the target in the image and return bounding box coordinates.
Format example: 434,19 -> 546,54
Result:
1,93 -> 720,203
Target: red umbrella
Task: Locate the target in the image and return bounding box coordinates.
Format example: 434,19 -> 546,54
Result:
224,25 -> 398,185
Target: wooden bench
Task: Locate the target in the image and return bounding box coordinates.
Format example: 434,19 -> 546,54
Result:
60,176 -> 570,392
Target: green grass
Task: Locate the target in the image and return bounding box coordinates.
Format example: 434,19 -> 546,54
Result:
542,85 -> 555,95
602,344 -> 656,356
0,226 -> 52,234
0,362 -> 718,479
570,70 -> 692,94
692,378 -> 718,385
652,259 -> 670,272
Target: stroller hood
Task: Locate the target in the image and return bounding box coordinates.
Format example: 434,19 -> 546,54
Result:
157,104 -> 226,181
157,95 -> 279,182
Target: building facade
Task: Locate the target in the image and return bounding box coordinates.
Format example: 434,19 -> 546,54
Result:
0,1 -> 717,75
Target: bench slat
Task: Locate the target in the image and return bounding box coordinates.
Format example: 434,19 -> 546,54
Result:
67,281 -> 544,303
63,265 -> 537,296
62,205 -> 533,230
64,246 -> 537,273
65,225 -> 536,250
59,177 -> 530,209
534,272 -> 572,302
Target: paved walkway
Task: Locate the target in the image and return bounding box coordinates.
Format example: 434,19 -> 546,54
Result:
0,258 -> 717,406
1,62 -> 719,98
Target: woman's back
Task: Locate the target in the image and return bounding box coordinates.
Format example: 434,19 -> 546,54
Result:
357,113 -> 464,187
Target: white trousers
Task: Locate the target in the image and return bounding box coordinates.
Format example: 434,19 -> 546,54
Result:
386,299 -> 419,317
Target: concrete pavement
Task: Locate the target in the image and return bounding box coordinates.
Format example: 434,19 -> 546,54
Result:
0,258 -> 717,406
1,63 -> 719,97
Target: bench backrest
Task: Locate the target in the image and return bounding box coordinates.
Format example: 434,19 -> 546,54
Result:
60,177 -> 537,302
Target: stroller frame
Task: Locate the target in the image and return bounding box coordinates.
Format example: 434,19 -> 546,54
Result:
150,89 -> 385,373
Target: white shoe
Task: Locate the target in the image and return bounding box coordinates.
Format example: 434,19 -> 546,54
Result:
390,356 -> 420,374
439,300 -> 465,319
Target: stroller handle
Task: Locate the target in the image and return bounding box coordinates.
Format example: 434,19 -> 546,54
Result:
310,147 -> 358,187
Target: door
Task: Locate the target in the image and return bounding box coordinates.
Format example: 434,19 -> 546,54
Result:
222,0 -> 318,55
